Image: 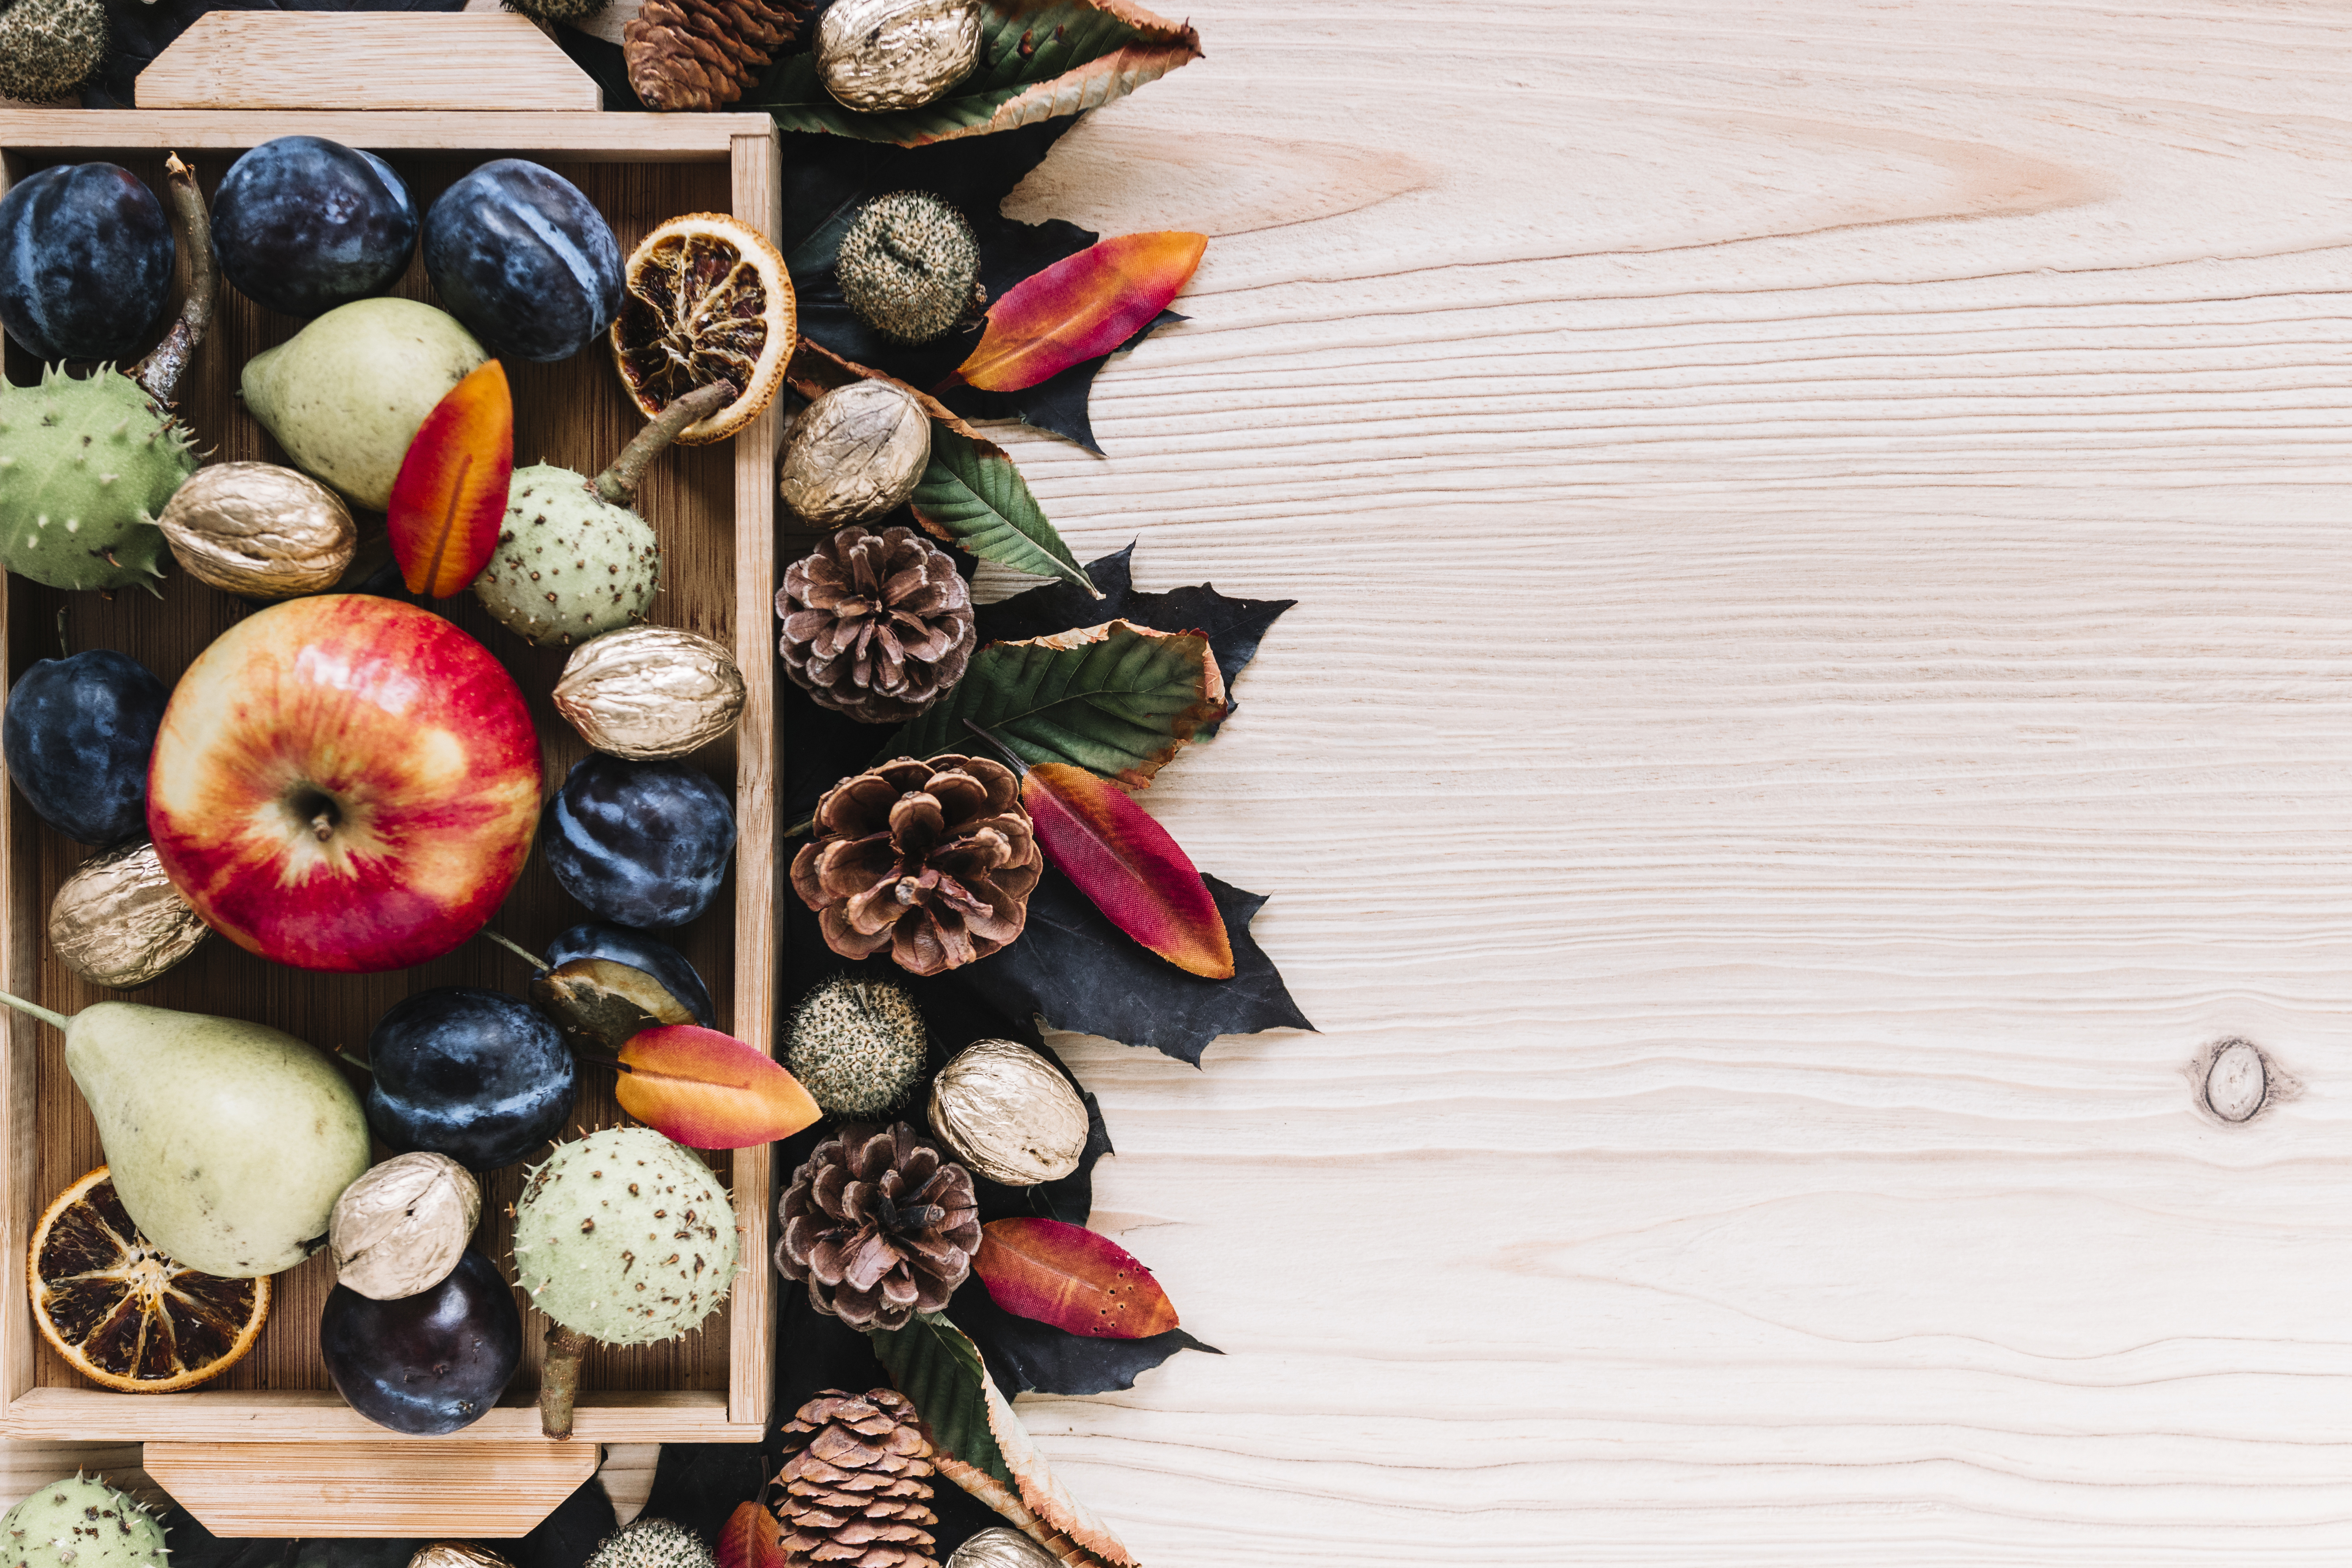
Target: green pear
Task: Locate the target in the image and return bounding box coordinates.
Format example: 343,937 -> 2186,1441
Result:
241,298 -> 488,511
4,992 -> 370,1278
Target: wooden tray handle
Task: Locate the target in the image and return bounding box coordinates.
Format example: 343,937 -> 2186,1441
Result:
144,1441 -> 603,1538
137,12 -> 603,112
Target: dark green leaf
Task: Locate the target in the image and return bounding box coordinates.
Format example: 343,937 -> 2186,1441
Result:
910,426 -> 1096,593
871,1314 -> 1016,1490
877,621 -> 1222,787
974,541 -> 1295,734
745,0 -> 1202,148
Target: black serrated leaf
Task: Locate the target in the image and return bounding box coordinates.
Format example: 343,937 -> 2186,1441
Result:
976,542 -> 1296,732
948,1275 -> 1219,1400
939,310 -> 1182,452
958,869 -> 1313,1065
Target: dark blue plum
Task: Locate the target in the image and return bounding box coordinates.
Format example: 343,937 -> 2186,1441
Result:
422,160 -> 620,362
212,136 -> 418,318
320,1249 -> 521,1435
544,756 -> 736,930
545,921 -> 716,1026
0,164 -> 175,363
4,650 -> 168,845
365,986 -> 577,1170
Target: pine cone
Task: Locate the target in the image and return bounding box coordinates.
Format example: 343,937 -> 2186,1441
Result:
777,526 -> 974,726
790,755 -> 1040,976
776,1388 -> 940,1568
624,0 -> 810,112
775,1123 -> 980,1332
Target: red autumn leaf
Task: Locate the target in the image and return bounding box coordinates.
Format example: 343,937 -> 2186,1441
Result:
950,232 -> 1206,394
715,1502 -> 786,1568
974,1218 -> 1180,1340
616,1024 -> 821,1149
388,359 -> 512,597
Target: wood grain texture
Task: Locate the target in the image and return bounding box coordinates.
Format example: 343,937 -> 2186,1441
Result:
143,1442 -> 599,1538
138,14 -> 601,112
12,1 -> 2352,1560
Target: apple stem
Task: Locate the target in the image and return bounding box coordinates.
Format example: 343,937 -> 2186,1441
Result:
309,810 -> 335,842
0,991 -> 71,1032
540,1323 -> 593,1439
482,928 -> 550,972
594,380 -> 736,509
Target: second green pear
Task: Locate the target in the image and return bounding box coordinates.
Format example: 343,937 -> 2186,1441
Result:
65,1002 -> 370,1278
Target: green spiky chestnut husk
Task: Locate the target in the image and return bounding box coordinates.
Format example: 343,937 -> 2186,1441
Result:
0,1474 -> 169,1568
511,1125 -> 738,1347
785,974 -> 928,1117
582,1520 -> 712,1568
0,367 -> 191,594
472,464 -> 661,648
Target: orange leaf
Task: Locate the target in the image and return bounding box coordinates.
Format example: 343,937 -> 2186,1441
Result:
974,1218 -> 1180,1340
951,232 -> 1205,394
616,1024 -> 821,1150
715,1502 -> 786,1568
388,360 -> 513,597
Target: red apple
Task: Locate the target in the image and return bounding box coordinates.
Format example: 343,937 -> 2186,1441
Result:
148,595 -> 542,973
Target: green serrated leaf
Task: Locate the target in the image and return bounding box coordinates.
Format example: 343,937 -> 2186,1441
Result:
745,0 -> 1201,148
879,621 -> 1223,788
910,425 -> 1098,594
872,1314 -> 1016,1491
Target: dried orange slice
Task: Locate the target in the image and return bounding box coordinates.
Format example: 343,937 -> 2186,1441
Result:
612,212 -> 796,446
28,1166 -> 269,1394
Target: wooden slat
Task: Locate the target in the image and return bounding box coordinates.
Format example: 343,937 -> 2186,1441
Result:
0,152 -> 24,1429
0,111 -> 770,159
2,1387 -> 761,1444
725,124 -> 783,1433
137,14 -> 601,113
144,1441 -> 600,1538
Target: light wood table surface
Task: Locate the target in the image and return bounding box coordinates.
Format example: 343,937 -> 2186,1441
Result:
13,2 -> 2352,1562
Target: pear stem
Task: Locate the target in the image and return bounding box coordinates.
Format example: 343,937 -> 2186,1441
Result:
0,991 -> 71,1032
482,929 -> 550,972
132,154 -> 216,407
594,380 -> 735,509
539,1323 -> 593,1440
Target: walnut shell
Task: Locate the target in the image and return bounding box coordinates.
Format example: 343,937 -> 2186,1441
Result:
47,839 -> 209,990
409,1547 -> 514,1568
926,1038 -> 1089,1186
154,461 -> 357,599
330,1152 -> 482,1302
946,1530 -> 1061,1568
816,0 -> 983,112
552,625 -> 747,760
778,379 -> 932,529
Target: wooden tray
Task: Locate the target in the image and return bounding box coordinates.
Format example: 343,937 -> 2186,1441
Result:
0,24 -> 784,1537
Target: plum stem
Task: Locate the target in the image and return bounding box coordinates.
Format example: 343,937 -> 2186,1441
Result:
131,154 -> 217,407
0,991 -> 71,1032
595,380 -> 736,509
55,607 -> 68,662
335,1049 -> 372,1075
482,928 -> 551,972
539,1322 -> 594,1439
